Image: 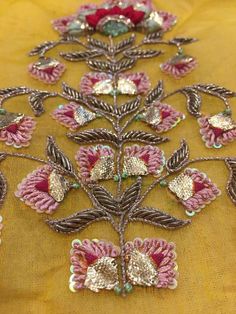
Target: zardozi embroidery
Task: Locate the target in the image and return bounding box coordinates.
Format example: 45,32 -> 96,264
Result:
0,0 -> 236,297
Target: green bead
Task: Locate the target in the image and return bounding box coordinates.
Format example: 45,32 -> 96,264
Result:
71,239 -> 81,246
135,114 -> 143,121
223,108 -> 231,115
114,285 -> 122,296
71,183 -> 80,189
213,143 -> 222,149
0,108 -> 6,115
96,113 -> 102,118
103,20 -> 129,37
114,175 -> 119,182
122,172 -> 128,179
58,104 -> 64,109
160,180 -> 168,187
124,282 -> 133,293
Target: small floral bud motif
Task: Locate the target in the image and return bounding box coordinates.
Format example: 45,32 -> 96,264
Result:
125,238 -> 178,289
198,113 -> 236,148
15,165 -> 70,214
142,102 -> 185,132
160,54 -> 197,79
51,102 -> 96,131
123,145 -> 165,176
75,145 -> 115,182
168,168 -> 221,216
0,111 -> 36,148
69,239 -> 120,293
80,72 -> 150,95
28,57 -> 65,84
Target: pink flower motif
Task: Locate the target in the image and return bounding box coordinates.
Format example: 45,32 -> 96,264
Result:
69,239 -> 120,292
51,102 -> 96,131
75,145 -> 115,182
123,145 -> 165,176
198,114 -> 236,148
168,168 -> 221,216
28,58 -> 66,84
0,116 -> 36,148
157,11 -> 177,31
142,102 -> 185,133
15,165 -> 70,214
160,54 -> 197,79
80,72 -> 150,95
52,15 -> 77,34
125,238 -> 178,289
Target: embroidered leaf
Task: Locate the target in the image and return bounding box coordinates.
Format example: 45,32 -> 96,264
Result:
225,158 -> 236,204
142,31 -> 163,44
46,208 -> 109,233
0,171 -> 7,208
169,37 -> 198,45
124,49 -> 162,59
46,136 -> 75,175
0,153 -> 7,162
193,84 -> 235,98
28,41 -> 57,56
120,178 -> 142,211
113,34 -> 136,54
118,97 -> 141,116
87,60 -> 114,72
62,82 -> 85,102
0,86 -> 30,97
29,91 -> 56,116
60,50 -> 102,61
87,97 -> 115,115
91,185 -> 119,215
87,37 -> 109,51
129,207 -> 190,229
122,130 -> 168,144
166,140 -> 189,173
181,88 -> 202,117
145,80 -> 164,105
67,129 -> 118,146
115,58 -> 136,73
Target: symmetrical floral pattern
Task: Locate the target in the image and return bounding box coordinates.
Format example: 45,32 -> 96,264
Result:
15,165 -> 70,214
168,168 -> 221,216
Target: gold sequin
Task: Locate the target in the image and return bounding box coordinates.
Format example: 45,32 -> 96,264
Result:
126,250 -> 158,286
48,170 -> 69,202
90,156 -> 114,181
0,112 -> 24,130
143,106 -> 162,126
117,78 -> 137,95
123,156 -> 148,176
93,79 -> 113,94
84,256 -> 119,292
168,173 -> 194,201
208,113 -> 236,131
73,106 -> 96,125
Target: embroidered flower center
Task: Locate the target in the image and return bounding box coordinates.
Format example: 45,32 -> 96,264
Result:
90,156 -> 114,181
0,112 -> 24,130
208,113 -> 235,131
48,170 -> 69,202
168,174 -> 194,200
123,156 -> 148,176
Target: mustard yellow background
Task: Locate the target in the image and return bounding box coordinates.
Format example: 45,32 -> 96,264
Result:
0,0 -> 236,313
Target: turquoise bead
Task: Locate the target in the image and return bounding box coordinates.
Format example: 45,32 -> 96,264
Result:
160,180 -> 168,187
213,143 -> 222,149
124,282 -> 133,293
103,21 -> 129,37
0,108 -> 6,115
58,104 -> 64,109
71,183 -> 80,189
114,286 -> 122,295
114,175 -> 119,182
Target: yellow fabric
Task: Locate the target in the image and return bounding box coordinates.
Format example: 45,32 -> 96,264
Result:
0,0 -> 235,313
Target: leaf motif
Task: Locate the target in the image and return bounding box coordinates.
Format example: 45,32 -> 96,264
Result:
91,185 -> 119,215
129,207 -> 190,229
142,31 -> 163,44
122,130 -> 168,144
46,208 -> 109,233
28,41 -> 57,56
28,91 -> 56,116
115,58 -> 136,73
60,50 -> 102,61
46,136 -> 75,175
118,97 -> 141,116
86,60 -> 112,72
0,171 -> 7,208
166,140 -> 189,173
124,49 -> 162,59
67,129 -> 118,146
113,34 -> 136,54
120,178 -> 142,211
225,158 -> 236,204
169,37 -> 198,45
145,80 -> 164,105
181,88 -> 202,117
87,37 -> 109,51
0,153 -> 7,162
87,97 -> 115,115
0,86 -> 29,97
193,84 -> 235,98
62,82 -> 85,102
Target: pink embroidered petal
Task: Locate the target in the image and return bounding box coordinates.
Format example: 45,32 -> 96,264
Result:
75,145 -> 115,182
198,114 -> 236,148
28,58 -> 66,84
125,238 -> 178,289
52,15 -> 77,34
142,102 -> 185,133
160,54 -> 197,79
69,239 -> 120,292
51,102 -> 96,131
15,165 -> 69,214
80,72 -> 111,95
158,11 -> 177,31
124,145 -> 165,176
168,168 -> 221,216
0,116 -> 36,148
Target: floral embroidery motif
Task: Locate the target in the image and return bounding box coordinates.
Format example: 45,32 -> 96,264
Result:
123,145 -> 165,176
80,72 -> 150,95
69,239 -> 120,292
141,102 -> 185,133
160,54 -> 197,79
0,111 -> 36,148
51,102 -> 96,131
28,57 -> 65,84
125,238 -> 178,289
198,113 -> 236,148
15,165 -> 70,214
168,168 -> 221,216
75,145 -> 115,182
